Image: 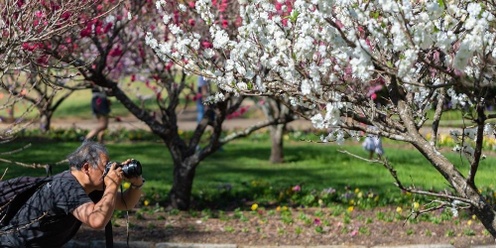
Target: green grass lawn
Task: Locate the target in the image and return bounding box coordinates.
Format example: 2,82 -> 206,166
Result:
1,138 -> 495,209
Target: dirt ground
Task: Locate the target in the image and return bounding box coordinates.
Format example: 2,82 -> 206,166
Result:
71,206 -> 495,247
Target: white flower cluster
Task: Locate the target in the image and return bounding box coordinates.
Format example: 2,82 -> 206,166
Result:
449,125 -> 494,160
310,96 -> 350,130
447,87 -> 472,108
320,129 -> 346,145
147,0 -> 496,139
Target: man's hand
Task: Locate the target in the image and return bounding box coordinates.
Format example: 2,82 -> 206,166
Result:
103,163 -> 123,187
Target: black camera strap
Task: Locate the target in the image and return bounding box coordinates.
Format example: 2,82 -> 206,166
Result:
99,182 -> 113,248
105,221 -> 113,248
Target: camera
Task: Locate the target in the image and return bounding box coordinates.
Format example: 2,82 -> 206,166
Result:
104,159 -> 142,178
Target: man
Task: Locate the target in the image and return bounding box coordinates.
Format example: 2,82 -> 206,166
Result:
0,141 -> 144,247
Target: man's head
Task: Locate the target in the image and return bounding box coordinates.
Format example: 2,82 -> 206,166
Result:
67,141 -> 108,170
67,141 -> 110,190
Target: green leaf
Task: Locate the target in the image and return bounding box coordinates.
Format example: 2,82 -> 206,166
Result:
437,0 -> 445,9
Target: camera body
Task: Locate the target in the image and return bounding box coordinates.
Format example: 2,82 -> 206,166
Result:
104,159 -> 142,178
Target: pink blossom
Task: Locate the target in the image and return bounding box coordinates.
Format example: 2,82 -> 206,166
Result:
281,19 -> 288,26
221,19 -> 228,28
80,28 -> 92,38
173,10 -> 180,25
22,43 -> 38,51
109,46 -> 122,57
104,23 -> 113,33
36,55 -> 49,65
218,1 -> 228,12
292,185 -> 301,192
61,11 -> 72,20
313,218 -> 321,225
35,11 -> 44,18
201,41 -> 213,49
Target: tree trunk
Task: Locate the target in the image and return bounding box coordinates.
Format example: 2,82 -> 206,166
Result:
411,136 -> 496,237
39,113 -> 51,133
168,160 -> 197,210
269,123 -> 286,163
397,100 -> 496,238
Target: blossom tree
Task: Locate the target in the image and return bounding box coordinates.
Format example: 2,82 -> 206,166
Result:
0,0 -> 121,133
0,0 -> 120,180
0,0 -> 121,74
43,0 -> 291,209
149,0 -> 496,236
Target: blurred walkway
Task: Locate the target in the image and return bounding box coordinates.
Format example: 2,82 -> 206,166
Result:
0,110 -> 314,132
0,109 -> 458,135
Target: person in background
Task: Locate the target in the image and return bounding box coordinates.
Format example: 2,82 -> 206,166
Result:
85,86 -> 111,143
362,129 -> 384,160
0,141 -> 144,247
196,76 -> 212,123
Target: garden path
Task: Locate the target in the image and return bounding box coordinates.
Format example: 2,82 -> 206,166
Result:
0,108 -> 457,135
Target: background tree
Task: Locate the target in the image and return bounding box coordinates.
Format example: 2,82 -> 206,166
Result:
44,0 -> 291,209
0,66 -> 86,132
0,0 -> 122,133
258,96 -> 296,163
150,0 -> 496,237
0,0 -> 121,179
0,0 -> 120,72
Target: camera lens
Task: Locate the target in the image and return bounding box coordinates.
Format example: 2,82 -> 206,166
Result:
122,159 -> 142,178
104,160 -> 142,178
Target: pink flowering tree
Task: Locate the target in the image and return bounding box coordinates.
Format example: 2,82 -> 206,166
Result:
0,0 -> 120,176
150,0 -> 496,235
0,0 -> 106,69
43,0 -> 290,209
0,0 -> 121,133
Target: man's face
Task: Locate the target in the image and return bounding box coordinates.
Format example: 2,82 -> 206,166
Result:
89,153 -> 109,189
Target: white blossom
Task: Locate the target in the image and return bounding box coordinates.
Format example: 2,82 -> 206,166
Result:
484,123 -> 494,136
301,79 -> 312,95
162,14 -> 171,25
236,82 -> 248,90
178,4 -> 187,12
211,29 -> 230,49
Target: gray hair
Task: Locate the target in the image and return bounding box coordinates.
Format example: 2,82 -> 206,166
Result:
67,141 -> 108,170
